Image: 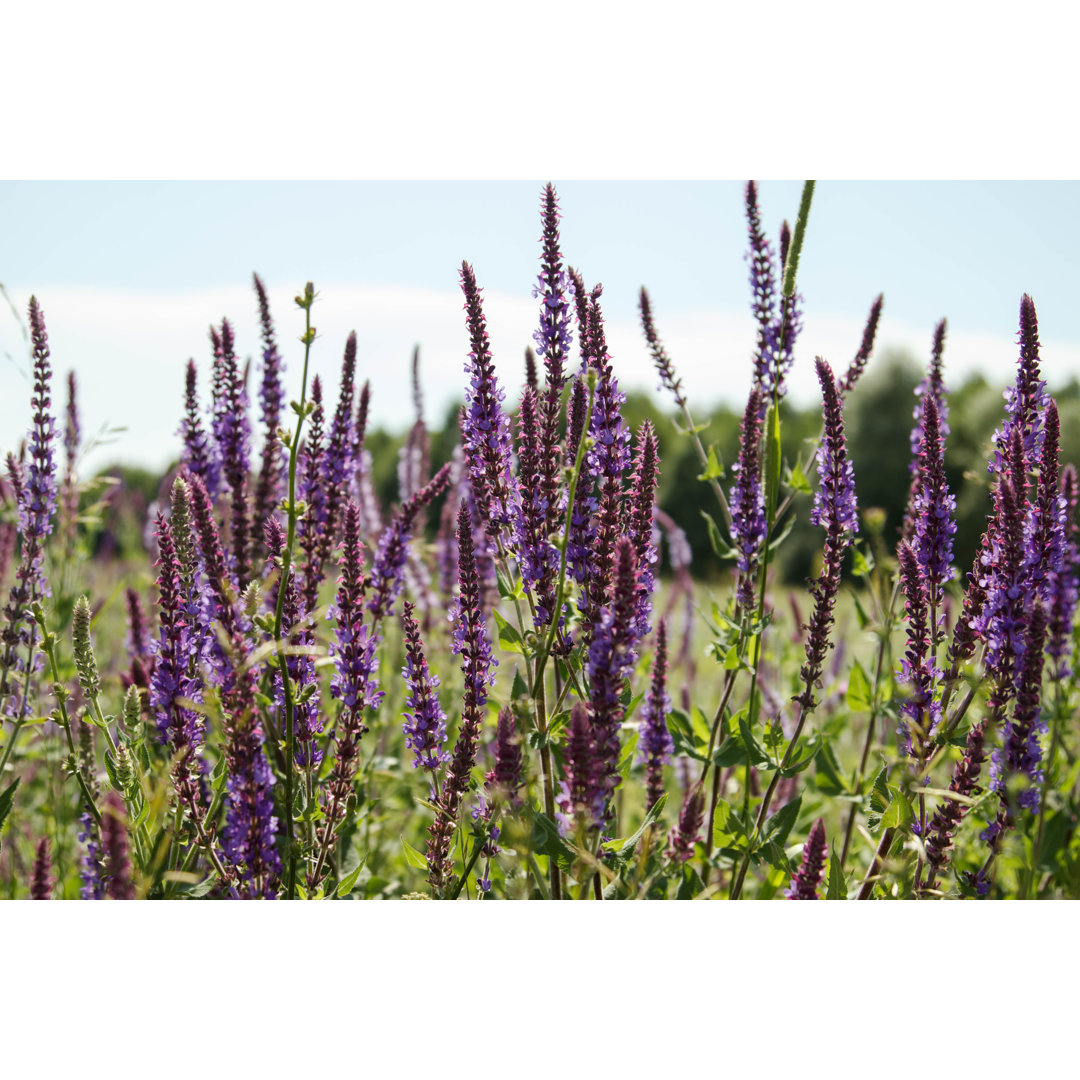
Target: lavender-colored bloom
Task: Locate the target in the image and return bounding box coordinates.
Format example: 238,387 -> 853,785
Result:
639,286 -> 687,411
459,261 -> 519,543
102,792 -> 135,900
366,464 -> 452,622
565,376 -> 598,589
1048,464 -> 1079,679
584,288 -> 631,481
797,359 -> 857,712
990,599 -> 1049,813
78,810 -> 104,900
638,619 -> 674,811
1024,400 -> 1064,608
211,319 -> 253,587
515,387 -> 560,629
31,837 -> 53,899
729,387 -> 767,610
427,504 -> 496,888
489,707 -> 523,803
320,332 -> 358,558
627,420 -> 660,641
556,703 -> 604,834
1,299 -> 58,716
911,392 -> 957,606
667,783 -> 705,863
786,818 -> 827,900
400,600 -> 449,771
327,503 -> 384,716
896,542 -> 942,761
587,539 -> 641,816
180,358 -> 218,499
839,295 -> 884,395
252,273 -> 287,558
297,376 -> 328,611
989,295 -> 1047,484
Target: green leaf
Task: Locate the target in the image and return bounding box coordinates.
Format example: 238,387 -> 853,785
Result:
400,835 -> 428,871
530,812 -> 577,873
880,787 -> 916,831
786,457 -> 813,495
814,739 -> 849,796
711,798 -> 733,843
846,660 -> 873,713
700,511 -> 739,561
0,776 -> 20,836
493,610 -> 524,655
603,794 -> 668,858
510,669 -> 529,701
780,736 -> 822,778
336,856 -> 368,898
762,795 -> 802,848
826,844 -> 847,900
851,545 -> 875,579
676,864 -> 705,899
865,762 -> 891,833
763,402 -> 782,524
766,513 -> 796,554
697,444 -> 725,482
737,715 -> 772,769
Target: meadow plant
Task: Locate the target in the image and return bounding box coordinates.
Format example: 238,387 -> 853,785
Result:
1,184 -> 1078,902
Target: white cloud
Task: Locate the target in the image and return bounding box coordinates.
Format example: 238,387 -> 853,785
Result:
3,283 -> 1075,477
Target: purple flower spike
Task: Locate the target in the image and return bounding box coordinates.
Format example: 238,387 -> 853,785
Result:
786,818 -> 827,899
459,261 -> 519,544
212,319 -> 253,588
797,359 -> 857,712
31,837 -> 53,899
400,600 -> 449,772
427,503 -> 496,889
1047,464 -> 1079,679
839,295 -> 884,395
367,464 -> 452,621
180,358 -> 218,499
556,703 -> 605,834
729,387 -> 767,611
897,541 -> 942,761
102,792 -> 135,900
587,538 -> 641,818
252,273 -> 287,558
990,295 -> 1047,483
628,420 -> 660,641
490,707 -> 523,803
911,392 -> 956,606
638,619 -> 674,811
639,287 -> 687,412
667,783 -> 705,863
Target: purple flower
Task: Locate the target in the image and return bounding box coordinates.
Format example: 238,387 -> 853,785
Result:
211,319 -> 253,588
586,538 -> 641,818
556,704 -> 605,834
78,811 -> 103,900
797,359 -> 857,712
1048,464 -> 1079,679
102,792 -> 135,900
565,376 -> 598,589
367,464 -> 452,621
729,387 -> 767,610
459,261 -> 519,543
839,295 -> 884,395
427,504 -> 496,889
786,818 -> 827,899
400,600 -> 449,772
638,619 -> 674,811
31,837 -> 53,899
667,783 -> 705,863
896,541 -> 942,761
180,358 -> 218,499
911,392 -> 957,605
628,420 -> 660,642
252,273 -> 287,559
639,286 -> 687,412
298,376 -> 328,612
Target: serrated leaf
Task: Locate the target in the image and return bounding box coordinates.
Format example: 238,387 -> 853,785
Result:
851,545 -> 875,579
737,715 -> 772,769
880,787 -> 915,831
400,835 -> 428,871
865,762 -> 891,833
603,794 -> 668,857
786,457 -> 813,495
530,812 -> 577,873
676,864 -> 705,899
846,660 -> 873,713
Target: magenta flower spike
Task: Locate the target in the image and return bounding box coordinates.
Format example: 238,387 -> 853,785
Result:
252,273 -> 287,557
786,818 -> 827,899
400,599 -> 449,772
638,619 -> 674,811
729,387 -> 767,611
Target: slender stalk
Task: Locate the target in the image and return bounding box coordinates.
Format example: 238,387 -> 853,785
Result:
272,284 -> 317,899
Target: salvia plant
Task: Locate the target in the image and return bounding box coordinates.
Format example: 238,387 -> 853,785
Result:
1,182 -> 1078,900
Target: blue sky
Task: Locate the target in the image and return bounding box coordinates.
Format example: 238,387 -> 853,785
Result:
2,181 -> 1078,473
